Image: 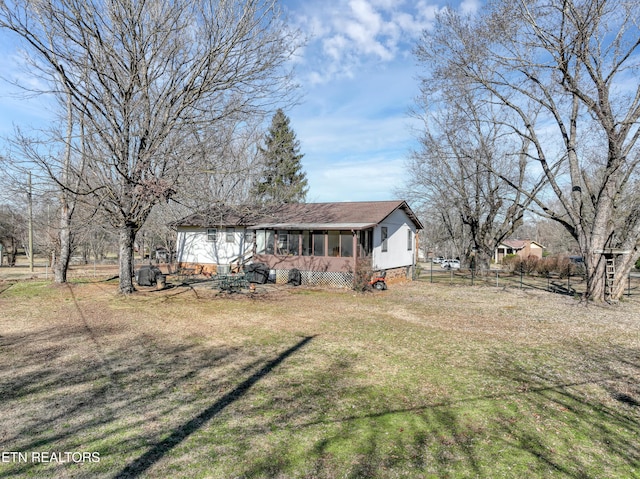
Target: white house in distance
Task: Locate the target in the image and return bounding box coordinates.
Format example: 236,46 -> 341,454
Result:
174,200 -> 424,286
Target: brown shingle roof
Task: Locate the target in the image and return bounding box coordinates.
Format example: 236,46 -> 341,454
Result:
500,239 -> 545,249
174,200 -> 423,230
172,204 -> 269,228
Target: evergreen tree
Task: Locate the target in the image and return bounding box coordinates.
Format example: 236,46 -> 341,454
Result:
252,109 -> 308,203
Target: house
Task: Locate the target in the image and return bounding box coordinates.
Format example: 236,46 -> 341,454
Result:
174,200 -> 423,286
494,239 -> 545,264
174,205 -> 263,275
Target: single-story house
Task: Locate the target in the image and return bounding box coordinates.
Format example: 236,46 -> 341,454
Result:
174,200 -> 423,286
494,239 -> 545,264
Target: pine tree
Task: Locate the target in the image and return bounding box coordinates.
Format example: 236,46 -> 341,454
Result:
252,109 -> 308,204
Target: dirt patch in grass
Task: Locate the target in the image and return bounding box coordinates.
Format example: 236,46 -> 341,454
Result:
0,280 -> 638,478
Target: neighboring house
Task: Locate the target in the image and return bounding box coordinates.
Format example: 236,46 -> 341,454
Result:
174,200 -> 423,286
494,239 -> 545,263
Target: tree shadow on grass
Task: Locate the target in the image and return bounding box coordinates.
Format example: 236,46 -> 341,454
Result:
480,343 -> 640,478
0,283 -> 314,479
227,342 -> 639,478
2,282 -> 638,478
115,335 -> 314,478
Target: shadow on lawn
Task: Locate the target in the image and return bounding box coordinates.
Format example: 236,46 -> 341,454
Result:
232,342 -> 639,478
483,343 -> 640,477
115,335 -> 314,478
0,326 -> 239,478
0,284 -> 314,479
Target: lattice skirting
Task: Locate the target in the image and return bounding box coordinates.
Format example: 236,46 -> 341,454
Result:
274,269 -> 354,288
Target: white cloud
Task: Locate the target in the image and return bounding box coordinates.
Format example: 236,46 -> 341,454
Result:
459,0 -> 481,15
288,0 -> 440,84
323,34 -> 350,61
287,0 -> 476,86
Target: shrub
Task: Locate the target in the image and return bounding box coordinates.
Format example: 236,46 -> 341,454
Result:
352,256 -> 374,292
502,254 -> 520,272
521,255 -> 540,274
535,255 -> 577,278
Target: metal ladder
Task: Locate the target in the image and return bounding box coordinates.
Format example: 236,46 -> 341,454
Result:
605,258 -> 616,301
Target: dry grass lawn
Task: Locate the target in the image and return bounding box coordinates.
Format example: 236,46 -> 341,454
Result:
0,277 -> 638,478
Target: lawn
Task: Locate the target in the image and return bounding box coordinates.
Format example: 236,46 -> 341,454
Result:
0,278 -> 638,478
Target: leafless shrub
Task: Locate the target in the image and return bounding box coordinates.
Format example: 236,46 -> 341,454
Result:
352,256 -> 374,292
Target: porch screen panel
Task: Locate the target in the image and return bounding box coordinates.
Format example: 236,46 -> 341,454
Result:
328,231 -> 340,257
302,231 -> 312,256
358,229 -> 372,256
313,231 -> 325,256
288,231 -> 300,255
340,231 -> 353,257
277,230 -> 288,254
265,231 -> 275,254
256,230 -> 265,254
257,230 -> 275,254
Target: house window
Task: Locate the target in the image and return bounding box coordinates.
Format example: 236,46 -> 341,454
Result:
207,228 -> 217,242
407,230 -> 413,251
226,227 -> 235,243
381,227 -> 388,252
340,231 -> 353,257
244,230 -> 254,242
313,231 -> 325,256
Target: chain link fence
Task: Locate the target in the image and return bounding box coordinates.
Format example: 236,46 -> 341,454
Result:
417,263 -> 640,298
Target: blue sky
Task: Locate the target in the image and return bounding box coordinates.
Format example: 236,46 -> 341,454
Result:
0,0 -> 480,202
282,0 -> 480,201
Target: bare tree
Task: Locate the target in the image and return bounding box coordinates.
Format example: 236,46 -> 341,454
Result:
417,0 -> 640,301
514,214 -> 579,256
176,116 -> 267,211
0,0 -> 300,293
404,87 -> 542,270
421,201 -> 467,261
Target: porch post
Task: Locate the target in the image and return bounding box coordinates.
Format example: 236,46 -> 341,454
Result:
352,231 -> 357,274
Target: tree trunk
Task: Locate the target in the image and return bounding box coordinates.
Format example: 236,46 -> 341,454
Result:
54,201 -> 71,283
54,84 -> 76,284
118,224 -> 138,294
9,238 -> 17,266
584,250 -> 638,302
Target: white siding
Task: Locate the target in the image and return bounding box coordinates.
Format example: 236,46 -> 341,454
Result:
371,208 -> 417,270
176,227 -> 252,265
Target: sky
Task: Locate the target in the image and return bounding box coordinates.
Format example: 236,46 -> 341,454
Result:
281,0 -> 480,202
0,0 -> 481,203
